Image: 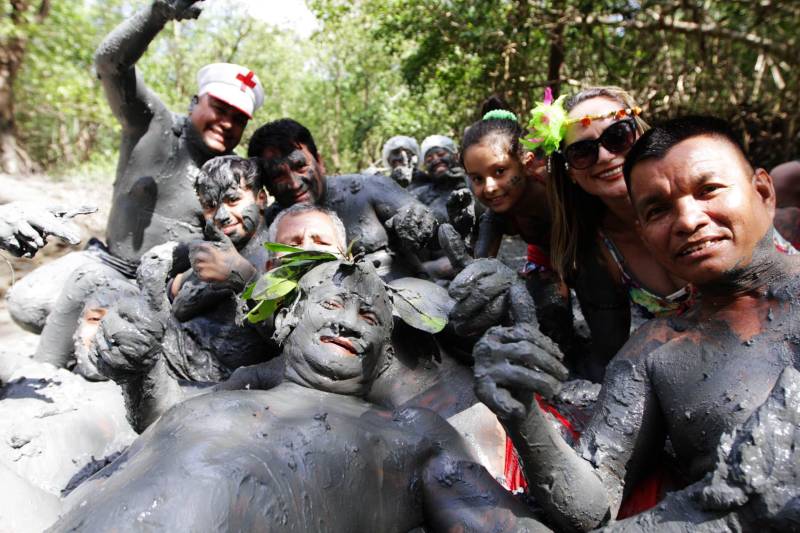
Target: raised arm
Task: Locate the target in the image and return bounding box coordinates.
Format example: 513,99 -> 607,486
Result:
94,1 -> 202,133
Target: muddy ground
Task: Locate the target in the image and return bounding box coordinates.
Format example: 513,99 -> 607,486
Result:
0,173 -> 112,359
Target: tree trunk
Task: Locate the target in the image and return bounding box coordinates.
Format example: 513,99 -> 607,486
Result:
0,35 -> 33,174
0,0 -> 51,174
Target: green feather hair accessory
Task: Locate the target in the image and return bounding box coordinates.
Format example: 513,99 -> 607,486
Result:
482,109 -> 518,122
520,87 -> 568,156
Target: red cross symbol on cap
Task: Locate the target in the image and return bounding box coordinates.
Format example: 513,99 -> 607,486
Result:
236,71 -> 256,92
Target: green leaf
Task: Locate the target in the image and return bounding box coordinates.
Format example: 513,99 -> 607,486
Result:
245,298 -> 279,324
252,275 -> 298,301
241,282 -> 254,300
279,250 -> 339,264
263,242 -> 305,254
386,283 -> 449,334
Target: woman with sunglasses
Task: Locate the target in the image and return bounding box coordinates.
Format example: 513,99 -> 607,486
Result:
543,87 -> 691,380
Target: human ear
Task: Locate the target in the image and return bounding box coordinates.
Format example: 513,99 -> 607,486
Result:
753,168 -> 776,215
522,150 -> 547,182
188,95 -> 199,114
316,154 -> 327,177
272,305 -> 297,345
256,187 -> 268,207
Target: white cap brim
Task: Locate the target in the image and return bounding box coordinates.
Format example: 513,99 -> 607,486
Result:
201,82 -> 255,118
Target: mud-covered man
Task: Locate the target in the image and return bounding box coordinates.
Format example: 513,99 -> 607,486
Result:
248,119 -> 439,280
54,261 -> 549,533
380,135 -> 425,188
409,135 -> 478,280
94,203 -> 348,432
473,116 -> 800,531
10,0 -> 264,368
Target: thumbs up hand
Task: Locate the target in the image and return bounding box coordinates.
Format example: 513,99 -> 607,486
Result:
188,221 -> 256,293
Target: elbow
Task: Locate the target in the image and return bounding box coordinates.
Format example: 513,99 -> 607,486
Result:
93,44 -> 116,78
535,469 -> 613,532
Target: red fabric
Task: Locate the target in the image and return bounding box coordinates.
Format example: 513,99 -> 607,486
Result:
502,396 -> 666,517
504,437 -> 527,492
526,244 -> 553,270
616,470 -> 667,519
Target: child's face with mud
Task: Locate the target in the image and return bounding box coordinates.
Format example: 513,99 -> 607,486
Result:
199,177 -> 267,248
463,135 -> 540,214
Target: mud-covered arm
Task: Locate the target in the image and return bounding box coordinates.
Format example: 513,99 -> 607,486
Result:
474,210 -> 504,258
369,175 -> 439,251
94,1 -> 201,133
422,453 -> 553,533
480,320 -> 667,532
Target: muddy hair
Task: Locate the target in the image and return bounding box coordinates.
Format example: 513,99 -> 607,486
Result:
547,86 -> 650,284
195,155 -> 262,197
247,118 -> 320,160
460,102 -> 525,167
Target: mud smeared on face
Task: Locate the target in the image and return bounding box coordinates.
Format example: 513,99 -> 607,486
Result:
278,261 -> 393,396
195,156 -> 264,249
260,147 -> 326,207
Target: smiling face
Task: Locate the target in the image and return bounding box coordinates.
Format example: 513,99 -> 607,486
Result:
424,147 -> 455,179
189,94 -> 249,154
631,135 -> 776,285
463,136 -> 532,214
259,144 -> 327,208
564,97 -> 636,203
279,262 -> 393,396
199,177 -> 266,248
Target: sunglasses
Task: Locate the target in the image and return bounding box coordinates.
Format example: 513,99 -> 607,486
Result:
561,118 -> 637,170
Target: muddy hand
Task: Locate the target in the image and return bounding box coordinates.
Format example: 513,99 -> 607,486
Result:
446,189 -> 476,238
473,317 -> 568,421
91,295 -> 166,380
0,202 -> 93,257
441,223 -> 517,337
188,221 -> 255,291
386,204 -> 437,251
156,0 -> 203,20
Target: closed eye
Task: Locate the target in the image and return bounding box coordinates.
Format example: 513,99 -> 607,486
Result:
360,310 -> 378,325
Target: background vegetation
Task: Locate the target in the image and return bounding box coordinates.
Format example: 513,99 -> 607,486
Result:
1,0 -> 798,179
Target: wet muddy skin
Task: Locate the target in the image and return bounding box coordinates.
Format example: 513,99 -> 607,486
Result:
96,3 -> 223,267
16,1 -> 231,363
266,172 -> 439,280
476,231 -> 800,531
53,262 -> 549,532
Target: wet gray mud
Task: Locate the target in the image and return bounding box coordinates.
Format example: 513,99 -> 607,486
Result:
602,366 -> 800,532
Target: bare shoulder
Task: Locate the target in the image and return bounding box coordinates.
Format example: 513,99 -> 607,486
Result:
614,315 -> 682,364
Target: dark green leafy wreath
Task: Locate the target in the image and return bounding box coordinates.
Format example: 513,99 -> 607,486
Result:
242,242 -> 449,334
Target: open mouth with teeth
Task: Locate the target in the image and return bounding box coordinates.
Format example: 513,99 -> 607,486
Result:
593,164 -> 624,181
320,336 -> 359,357
677,237 -> 725,258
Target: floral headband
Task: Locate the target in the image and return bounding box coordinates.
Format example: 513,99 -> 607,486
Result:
520,88 -> 642,156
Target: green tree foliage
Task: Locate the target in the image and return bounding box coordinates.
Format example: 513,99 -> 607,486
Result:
6,0 -> 799,176
370,0 -> 799,167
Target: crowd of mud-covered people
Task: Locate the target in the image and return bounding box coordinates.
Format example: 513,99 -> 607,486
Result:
1,2 -> 800,532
